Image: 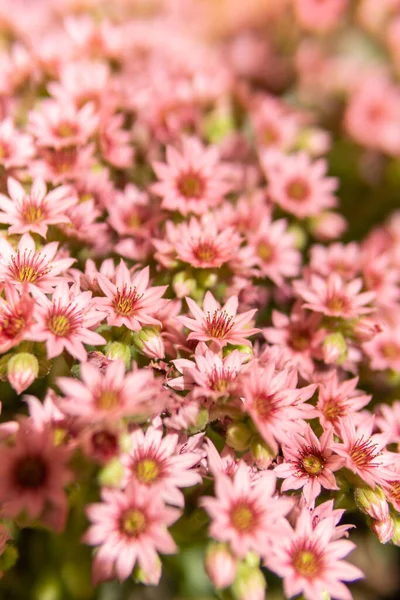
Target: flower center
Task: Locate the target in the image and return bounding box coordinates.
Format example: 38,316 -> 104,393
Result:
194,241 -> 217,263
10,251 -> 50,284
91,431 -> 118,457
135,458 -> 160,484
56,122 -> 78,138
350,437 -> 380,468
15,456 -> 48,489
322,398 -> 345,423
230,502 -> 256,532
253,393 -> 278,420
112,285 -> 142,316
22,202 -> 44,224
205,310 -> 234,339
257,241 -> 273,261
301,452 -> 325,476
47,314 -> 71,336
292,548 -> 321,578
0,313 -> 26,339
327,295 -> 350,314
96,389 -> 120,410
177,171 -> 205,199
290,330 -> 310,351
286,178 -> 310,202
261,125 -> 279,146
121,508 -> 147,537
382,342 -> 400,360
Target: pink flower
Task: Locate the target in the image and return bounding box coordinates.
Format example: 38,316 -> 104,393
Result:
0,233 -> 75,291
0,283 -> 34,353
95,262 -> 168,331
265,506 -> 363,600
294,0 -> 348,33
363,326 -> 400,372
201,462 -> 292,558
28,282 -> 106,361
0,177 -> 77,238
152,137 -> 232,215
177,291 -> 259,350
0,117 -> 34,169
294,273 -> 375,318
121,424 -> 201,507
375,401 -> 400,444
274,425 -> 344,506
57,360 -> 166,421
0,419 -> 72,532
240,361 -> 317,453
84,482 -> 180,584
28,99 -> 98,149
333,416 -> 399,488
247,215 -> 301,285
316,372 -> 371,432
264,151 -> 338,219
154,215 -> 242,270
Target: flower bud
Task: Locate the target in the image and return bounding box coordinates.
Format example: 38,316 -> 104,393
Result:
249,436 -> 275,470
232,564 -> 266,600
132,328 -> 165,360
98,457 -> 124,488
371,517 -> 395,544
352,317 -> 382,343
7,352 -> 39,394
322,332 -> 347,365
205,543 -> 236,589
133,554 -> 162,586
354,486 -> 389,521
226,422 -> 253,452
105,342 -> 131,368
172,272 -> 196,298
308,211 -> 347,241
390,515 -> 400,546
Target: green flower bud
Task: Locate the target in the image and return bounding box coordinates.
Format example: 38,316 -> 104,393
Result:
7,352 -> 39,394
226,422 -> 253,452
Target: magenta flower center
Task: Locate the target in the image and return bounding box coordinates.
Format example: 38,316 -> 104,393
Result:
350,437 -> 380,468
177,171 -> 205,199
121,508 -> 147,537
230,502 -> 257,532
253,393 -> 278,420
134,458 -> 160,484
9,251 -> 50,283
205,310 -> 234,339
286,178 -> 310,202
0,309 -> 26,339
112,285 -> 142,316
91,430 -> 118,457
194,240 -> 217,263
14,455 -> 48,489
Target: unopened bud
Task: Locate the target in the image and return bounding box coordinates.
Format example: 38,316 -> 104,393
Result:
354,486 -> 389,521
133,554 -> 162,585
205,543 -> 236,589
371,517 -> 395,544
352,317 -> 382,343
308,211 -> 347,241
7,352 -> 39,394
98,457 -> 124,488
390,516 -> 400,546
322,332 -> 347,365
132,328 -> 165,360
173,272 -> 196,298
250,436 -> 275,470
226,423 -> 253,452
105,342 -> 131,368
232,564 -> 266,600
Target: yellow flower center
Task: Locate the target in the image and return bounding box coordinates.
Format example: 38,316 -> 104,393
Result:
292,549 -> 320,578
48,314 -> 71,336
230,503 -> 256,532
135,458 -> 160,483
302,454 -> 324,475
122,508 -> 147,537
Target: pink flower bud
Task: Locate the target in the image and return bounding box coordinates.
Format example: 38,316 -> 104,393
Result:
226,422 -> 253,452
132,328 -> 165,360
371,518 -> 395,544
250,436 -> 275,470
354,486 -> 389,521
352,317 -> 382,343
322,332 -> 347,365
7,352 -> 39,394
233,564 -> 266,600
309,211 -> 347,241
205,543 -> 236,589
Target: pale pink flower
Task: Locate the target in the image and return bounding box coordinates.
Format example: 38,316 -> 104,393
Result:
0,419 -> 72,532
28,282 -> 106,361
107,184 -> 156,238
204,543 -> 237,590
201,463 -> 292,558
252,96 -> 298,152
247,215 -> 301,285
294,0 -> 348,33
154,215 -> 242,270
57,360 -> 166,421
95,263 -> 168,331
240,362 -> 317,453
152,137 -> 232,215
333,416 -> 399,488
363,326 -> 400,372
294,273 -> 375,318
32,144 -> 96,185
84,482 -> 180,584
265,506 -> 363,600
0,233 -> 75,291
28,99 -> 98,149
121,424 -> 201,507
0,283 -> 34,353
375,401 -> 400,444
0,117 -> 34,169
0,177 -> 77,237
264,151 -> 338,219
309,242 -> 361,280
99,111 -> 133,168
275,425 -> 344,506
316,371 -> 371,432
177,291 -> 259,350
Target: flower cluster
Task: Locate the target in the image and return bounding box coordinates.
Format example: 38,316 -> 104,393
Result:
1,1 -> 400,599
